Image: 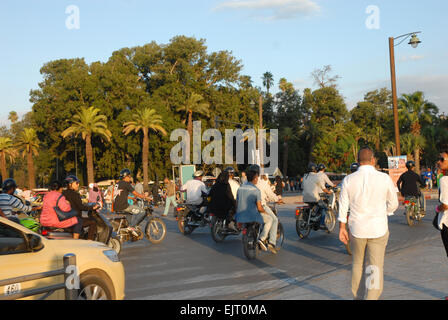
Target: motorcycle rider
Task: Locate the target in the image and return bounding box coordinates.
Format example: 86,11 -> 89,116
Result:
397,161 -> 426,214
0,178 -> 33,224
256,168 -> 280,254
234,165 -> 277,254
302,163 -> 332,229
63,175 -> 99,240
180,171 -> 208,207
224,167 -> 240,200
317,164 -> 335,188
209,171 -> 236,226
113,169 -> 152,236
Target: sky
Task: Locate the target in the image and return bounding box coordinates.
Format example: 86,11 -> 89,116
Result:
0,0 -> 447,126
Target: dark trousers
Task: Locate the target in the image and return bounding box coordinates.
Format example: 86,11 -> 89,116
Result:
73,217 -> 97,240
442,225 -> 448,258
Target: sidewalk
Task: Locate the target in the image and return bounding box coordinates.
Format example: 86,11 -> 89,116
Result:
254,236 -> 448,300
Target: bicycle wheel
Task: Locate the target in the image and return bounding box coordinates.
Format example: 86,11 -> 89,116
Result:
405,206 -> 415,227
145,217 -> 167,244
178,214 -> 196,235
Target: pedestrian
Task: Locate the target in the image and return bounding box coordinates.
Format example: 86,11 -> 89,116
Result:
338,147 -> 399,300
162,177 -> 178,217
241,171 -> 247,185
436,152 -> 448,258
88,183 -> 104,208
424,167 -> 434,191
274,176 -> 285,204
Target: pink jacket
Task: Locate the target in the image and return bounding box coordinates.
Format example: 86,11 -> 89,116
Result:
40,191 -> 78,228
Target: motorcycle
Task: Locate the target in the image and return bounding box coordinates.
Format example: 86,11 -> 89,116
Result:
176,194 -> 211,235
210,210 -> 240,243
108,200 -> 167,245
241,203 -> 285,260
295,187 -> 338,239
403,195 -> 425,227
19,203 -> 122,255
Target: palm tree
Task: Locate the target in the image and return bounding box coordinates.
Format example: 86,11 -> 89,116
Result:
123,108 -> 167,191
16,129 -> 39,189
177,93 -> 210,138
262,72 -> 274,95
8,111 -> 18,124
0,137 -> 17,180
61,106 -> 112,185
399,91 -> 438,173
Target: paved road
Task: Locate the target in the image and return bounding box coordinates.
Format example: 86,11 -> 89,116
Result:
121,200 -> 447,300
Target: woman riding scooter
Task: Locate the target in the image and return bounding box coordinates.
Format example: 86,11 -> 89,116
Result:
62,175 -> 99,240
40,181 -> 82,238
209,171 -> 236,227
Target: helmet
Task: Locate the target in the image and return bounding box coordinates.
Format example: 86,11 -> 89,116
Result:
308,163 -> 317,173
224,167 -> 235,174
20,218 -> 40,233
406,161 -> 415,170
193,170 -> 204,178
318,164 -> 326,172
119,168 -> 132,179
64,175 -> 79,186
2,178 -> 17,192
350,163 -> 360,173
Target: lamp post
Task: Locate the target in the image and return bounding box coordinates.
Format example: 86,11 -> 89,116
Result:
250,97 -> 264,169
389,32 -> 422,156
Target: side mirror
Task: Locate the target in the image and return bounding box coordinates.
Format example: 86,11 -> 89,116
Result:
26,234 -> 44,252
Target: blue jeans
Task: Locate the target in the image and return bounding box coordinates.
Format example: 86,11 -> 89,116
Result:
163,195 -> 178,216
124,205 -> 147,228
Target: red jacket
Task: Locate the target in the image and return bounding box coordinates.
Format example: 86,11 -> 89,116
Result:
40,191 -> 78,228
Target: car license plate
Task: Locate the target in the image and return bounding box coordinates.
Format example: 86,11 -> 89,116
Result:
4,283 -> 21,296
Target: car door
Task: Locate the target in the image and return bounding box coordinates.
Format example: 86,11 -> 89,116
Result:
0,220 -> 63,300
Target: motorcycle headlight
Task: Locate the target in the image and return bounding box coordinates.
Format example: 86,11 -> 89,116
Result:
103,250 -> 120,262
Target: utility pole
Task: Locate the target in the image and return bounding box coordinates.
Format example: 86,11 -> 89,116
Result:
389,37 -> 401,157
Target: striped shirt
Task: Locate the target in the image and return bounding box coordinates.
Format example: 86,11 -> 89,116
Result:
0,193 -> 33,218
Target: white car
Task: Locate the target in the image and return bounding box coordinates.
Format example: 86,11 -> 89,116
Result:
0,217 -> 125,300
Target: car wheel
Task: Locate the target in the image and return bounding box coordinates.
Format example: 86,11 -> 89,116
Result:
78,273 -> 114,300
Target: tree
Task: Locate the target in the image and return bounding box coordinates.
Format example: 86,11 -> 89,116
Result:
262,72 -> 274,95
123,107 -> 167,191
61,106 -> 112,184
0,137 -> 17,180
280,127 -> 297,177
399,91 -> 438,173
311,65 -> 341,89
176,92 -> 210,160
16,128 -> 39,189
8,111 -> 18,124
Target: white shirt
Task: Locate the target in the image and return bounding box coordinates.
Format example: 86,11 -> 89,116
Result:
317,171 -> 335,187
338,165 -> 399,239
256,179 -> 279,206
438,176 -> 448,229
229,178 -> 240,200
302,172 -> 326,203
181,179 -> 208,205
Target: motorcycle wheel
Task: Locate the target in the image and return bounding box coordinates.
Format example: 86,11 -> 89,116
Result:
296,215 -> 311,239
178,214 -> 196,235
405,206 -> 415,227
211,219 -> 227,243
145,217 -> 167,244
275,222 -> 284,251
107,238 -> 122,255
242,226 -> 258,260
325,209 -> 337,234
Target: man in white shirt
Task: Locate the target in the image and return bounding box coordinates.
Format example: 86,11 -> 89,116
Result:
317,164 -> 335,188
338,148 -> 398,300
436,152 -> 448,258
225,167 -> 240,200
180,171 -> 208,206
302,163 -> 332,204
256,173 -> 280,253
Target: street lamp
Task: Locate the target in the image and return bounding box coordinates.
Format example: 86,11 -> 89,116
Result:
389,31 -> 422,156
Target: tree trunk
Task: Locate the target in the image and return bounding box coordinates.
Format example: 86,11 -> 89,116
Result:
142,128 -> 149,193
86,134 -> 94,185
1,152 -> 7,180
27,151 -> 36,189
414,147 -> 420,174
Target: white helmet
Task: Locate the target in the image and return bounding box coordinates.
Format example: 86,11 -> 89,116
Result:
193,170 -> 204,178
